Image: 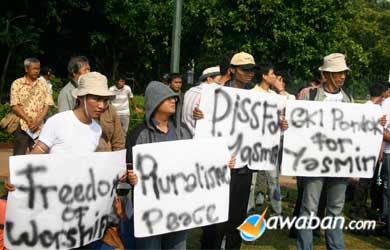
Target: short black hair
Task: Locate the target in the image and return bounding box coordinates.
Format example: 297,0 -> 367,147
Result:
117,75 -> 127,81
160,73 -> 170,83
219,51 -> 235,75
369,81 -> 389,97
308,79 -> 320,87
41,66 -> 53,76
258,63 -> 274,78
168,73 -> 182,83
275,69 -> 291,86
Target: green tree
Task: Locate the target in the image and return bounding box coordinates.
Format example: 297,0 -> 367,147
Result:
0,15 -> 41,101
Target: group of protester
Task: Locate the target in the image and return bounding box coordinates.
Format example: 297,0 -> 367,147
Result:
1,50 -> 389,250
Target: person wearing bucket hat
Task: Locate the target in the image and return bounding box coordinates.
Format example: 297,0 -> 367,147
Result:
303,53 -> 352,102
18,71 -> 115,154
297,53 -> 353,250
5,72 -> 138,249
182,66 -> 222,135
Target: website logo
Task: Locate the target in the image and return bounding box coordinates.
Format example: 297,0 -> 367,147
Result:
237,208 -> 267,241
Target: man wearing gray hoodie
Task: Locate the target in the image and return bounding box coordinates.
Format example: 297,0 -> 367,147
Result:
125,81 -> 192,249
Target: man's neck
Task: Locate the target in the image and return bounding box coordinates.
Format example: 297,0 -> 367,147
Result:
153,113 -> 170,132
116,85 -> 124,89
371,97 -> 381,104
220,74 -> 231,86
25,75 -> 37,84
258,80 -> 270,91
323,82 -> 340,93
232,79 -> 246,89
73,108 -> 92,124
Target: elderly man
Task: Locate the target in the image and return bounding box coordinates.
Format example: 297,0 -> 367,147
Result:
10,57 -> 54,155
6,72 -> 138,249
297,53 -> 353,250
58,56 -> 90,112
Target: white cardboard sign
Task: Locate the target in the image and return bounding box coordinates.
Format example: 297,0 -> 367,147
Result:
5,150 -> 126,250
195,85 -> 286,170
282,101 -> 383,177
133,138 -> 230,237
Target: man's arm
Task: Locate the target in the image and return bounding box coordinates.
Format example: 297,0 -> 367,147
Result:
384,129 -> 390,141
130,97 -> 142,113
29,105 -> 49,131
12,105 -> 31,125
30,140 -> 49,154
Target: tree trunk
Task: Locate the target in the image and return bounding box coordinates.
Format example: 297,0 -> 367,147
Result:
0,48 -> 13,103
111,48 -> 118,82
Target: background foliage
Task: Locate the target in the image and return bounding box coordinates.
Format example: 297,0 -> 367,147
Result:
0,0 -> 389,99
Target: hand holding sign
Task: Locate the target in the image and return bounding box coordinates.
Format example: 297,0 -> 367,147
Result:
5,150 -> 126,250
195,85 -> 286,170
281,101 -> 383,178
133,138 -> 231,237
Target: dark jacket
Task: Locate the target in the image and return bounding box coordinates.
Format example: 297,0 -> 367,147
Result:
125,81 -> 192,166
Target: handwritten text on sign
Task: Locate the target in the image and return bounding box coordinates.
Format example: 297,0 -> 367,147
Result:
5,150 -> 125,250
133,138 -> 230,237
195,85 -> 286,170
281,101 -> 382,177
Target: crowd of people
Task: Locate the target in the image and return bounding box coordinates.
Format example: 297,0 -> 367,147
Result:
0,50 -> 389,250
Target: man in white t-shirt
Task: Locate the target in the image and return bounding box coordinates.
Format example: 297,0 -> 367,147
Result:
109,76 -> 142,134
5,72 -> 138,249
34,72 -> 113,154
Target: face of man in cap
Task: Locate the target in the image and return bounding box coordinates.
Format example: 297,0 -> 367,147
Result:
232,67 -> 254,85
230,52 -> 256,86
209,75 -> 222,84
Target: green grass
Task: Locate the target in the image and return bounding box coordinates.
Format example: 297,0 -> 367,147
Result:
2,95 -> 384,249
186,185 -> 390,250
127,95 -> 388,249
129,95 -> 145,131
